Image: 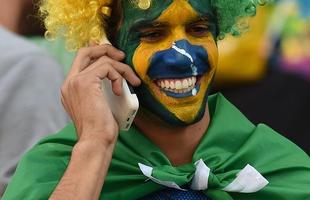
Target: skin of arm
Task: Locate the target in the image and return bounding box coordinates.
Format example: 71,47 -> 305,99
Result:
50,139 -> 116,200
49,44 -> 140,200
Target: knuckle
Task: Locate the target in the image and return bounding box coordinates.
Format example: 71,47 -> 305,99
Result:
124,65 -> 133,72
112,71 -> 122,80
77,47 -> 90,57
97,55 -> 110,63
90,56 -> 112,70
98,62 -> 113,71
120,65 -> 132,76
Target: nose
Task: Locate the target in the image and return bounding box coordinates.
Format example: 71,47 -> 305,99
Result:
171,26 -> 188,43
147,39 -> 210,80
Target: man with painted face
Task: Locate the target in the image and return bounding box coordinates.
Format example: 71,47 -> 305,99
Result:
3,0 -> 310,199
115,0 -> 219,126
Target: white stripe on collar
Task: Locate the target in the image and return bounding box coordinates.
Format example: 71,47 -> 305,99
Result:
138,160 -> 268,193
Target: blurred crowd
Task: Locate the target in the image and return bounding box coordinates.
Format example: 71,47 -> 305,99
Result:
0,0 -> 69,196
0,0 -> 309,197
215,0 -> 310,85
277,0 -> 310,79
213,0 -> 310,153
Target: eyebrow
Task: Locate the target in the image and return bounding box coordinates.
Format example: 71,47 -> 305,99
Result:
130,20 -> 170,33
129,13 -> 216,34
189,14 -> 215,25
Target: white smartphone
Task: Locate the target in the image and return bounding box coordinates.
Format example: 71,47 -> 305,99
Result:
101,79 -> 139,131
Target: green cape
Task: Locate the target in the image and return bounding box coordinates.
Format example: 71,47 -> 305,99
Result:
3,93 -> 310,199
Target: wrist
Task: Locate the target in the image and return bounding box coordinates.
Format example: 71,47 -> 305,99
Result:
73,136 -> 117,158
78,126 -> 119,145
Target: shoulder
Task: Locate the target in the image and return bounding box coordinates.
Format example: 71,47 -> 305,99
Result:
236,124 -> 310,199
0,27 -> 63,77
0,26 -> 42,56
207,93 -> 310,198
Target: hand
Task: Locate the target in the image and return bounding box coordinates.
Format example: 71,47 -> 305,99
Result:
51,45 -> 141,200
61,44 -> 141,145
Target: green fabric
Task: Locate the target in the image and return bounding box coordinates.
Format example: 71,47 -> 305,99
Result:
3,93 -> 310,200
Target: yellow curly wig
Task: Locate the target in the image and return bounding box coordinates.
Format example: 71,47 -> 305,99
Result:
40,0 -> 271,51
40,0 -> 110,50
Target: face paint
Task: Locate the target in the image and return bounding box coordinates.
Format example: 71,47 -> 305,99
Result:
148,40 -> 210,98
115,0 -> 218,125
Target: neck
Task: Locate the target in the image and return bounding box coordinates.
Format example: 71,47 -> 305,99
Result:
134,106 -> 210,166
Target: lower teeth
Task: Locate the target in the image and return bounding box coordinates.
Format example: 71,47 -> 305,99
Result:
165,86 -> 194,93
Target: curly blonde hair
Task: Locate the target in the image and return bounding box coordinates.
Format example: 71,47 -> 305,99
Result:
40,0 -> 109,50
40,0 -> 272,51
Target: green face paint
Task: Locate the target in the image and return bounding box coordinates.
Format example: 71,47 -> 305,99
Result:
189,0 -> 218,37
114,0 -> 173,65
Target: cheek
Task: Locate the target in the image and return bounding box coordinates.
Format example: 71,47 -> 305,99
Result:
190,33 -> 218,71
132,44 -> 156,81
132,37 -> 176,80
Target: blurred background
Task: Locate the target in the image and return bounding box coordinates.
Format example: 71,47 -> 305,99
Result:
0,1 -> 309,196
0,0 -> 309,197
213,0 -> 310,153
0,0 -> 70,196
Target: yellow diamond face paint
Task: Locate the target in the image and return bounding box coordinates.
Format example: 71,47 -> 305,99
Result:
132,0 -> 218,123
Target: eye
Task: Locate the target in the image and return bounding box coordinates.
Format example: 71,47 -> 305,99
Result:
139,28 -> 167,43
187,22 -> 210,38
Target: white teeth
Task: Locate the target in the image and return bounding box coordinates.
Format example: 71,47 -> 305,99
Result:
192,77 -> 196,84
188,78 -> 192,86
164,80 -> 169,89
170,81 -> 175,89
156,76 -> 198,94
175,80 -> 182,90
182,79 -> 188,88
160,81 -> 164,88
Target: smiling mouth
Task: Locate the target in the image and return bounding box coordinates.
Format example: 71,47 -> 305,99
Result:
154,76 -> 201,98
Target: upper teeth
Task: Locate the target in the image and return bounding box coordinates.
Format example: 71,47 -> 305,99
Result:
156,77 -> 197,92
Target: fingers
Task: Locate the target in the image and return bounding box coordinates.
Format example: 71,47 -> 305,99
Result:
84,63 -> 123,96
69,45 -> 125,76
66,44 -> 141,97
82,56 -> 141,87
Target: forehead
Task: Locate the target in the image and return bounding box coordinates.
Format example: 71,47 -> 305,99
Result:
121,0 -> 214,24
